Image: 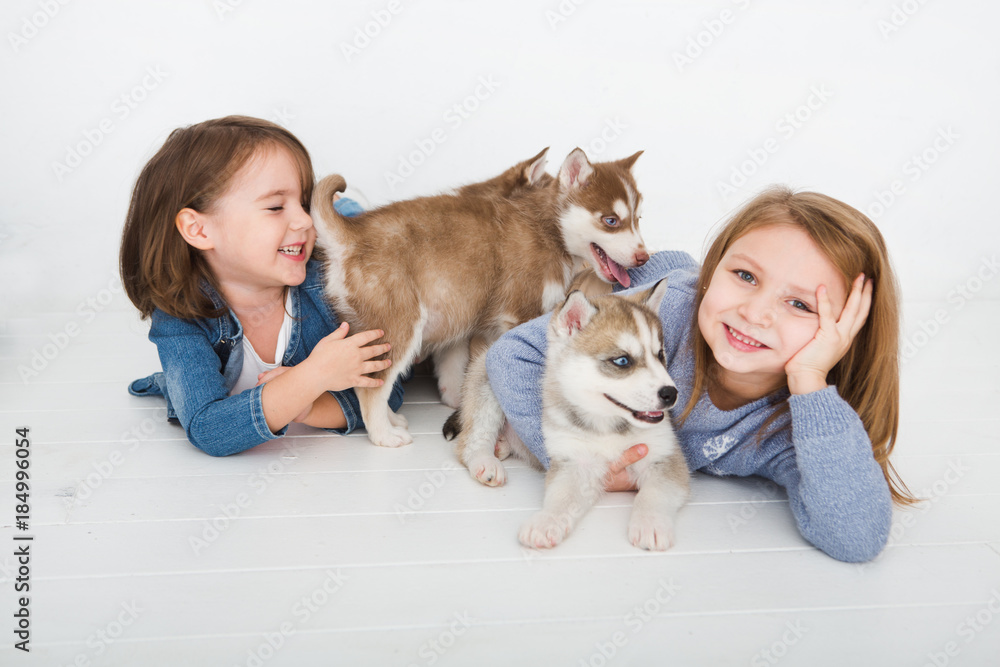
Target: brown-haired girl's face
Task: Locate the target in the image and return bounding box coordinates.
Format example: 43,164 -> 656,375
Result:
697,224 -> 848,391
194,145 -> 315,293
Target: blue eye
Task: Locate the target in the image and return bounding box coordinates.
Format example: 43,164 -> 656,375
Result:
611,355 -> 631,367
603,216 -> 620,227
735,269 -> 755,284
790,299 -> 812,313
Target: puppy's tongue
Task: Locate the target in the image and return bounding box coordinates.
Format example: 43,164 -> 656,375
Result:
608,256 -> 631,288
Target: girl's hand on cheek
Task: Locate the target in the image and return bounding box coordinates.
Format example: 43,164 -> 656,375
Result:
785,274 -> 873,395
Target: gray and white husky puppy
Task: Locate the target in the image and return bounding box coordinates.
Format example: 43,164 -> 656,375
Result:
453,279 -> 690,550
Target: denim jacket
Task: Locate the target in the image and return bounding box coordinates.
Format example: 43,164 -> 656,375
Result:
128,199 -> 405,456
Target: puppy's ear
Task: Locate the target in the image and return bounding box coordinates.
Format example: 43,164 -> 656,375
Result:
631,278 -> 668,316
617,150 -> 643,171
552,291 -> 597,338
558,148 -> 594,190
523,147 -> 549,186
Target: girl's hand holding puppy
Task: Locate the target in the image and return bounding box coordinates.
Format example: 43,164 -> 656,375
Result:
257,323 -> 391,427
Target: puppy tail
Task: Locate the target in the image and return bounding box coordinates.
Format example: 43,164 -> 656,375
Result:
442,408 -> 462,441
313,174 -> 349,223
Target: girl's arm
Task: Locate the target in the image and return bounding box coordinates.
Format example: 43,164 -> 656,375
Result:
150,311 -> 283,456
151,316 -> 390,455
756,387 -> 892,562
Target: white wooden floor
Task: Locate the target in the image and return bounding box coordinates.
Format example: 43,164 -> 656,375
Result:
1,300 -> 998,666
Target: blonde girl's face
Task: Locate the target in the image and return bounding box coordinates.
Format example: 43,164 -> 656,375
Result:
697,224 -> 848,394
198,146 -> 315,294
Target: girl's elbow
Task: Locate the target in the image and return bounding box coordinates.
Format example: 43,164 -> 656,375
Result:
815,508 -> 891,563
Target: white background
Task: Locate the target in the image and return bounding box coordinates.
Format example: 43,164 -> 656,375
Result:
1,0 -> 997,317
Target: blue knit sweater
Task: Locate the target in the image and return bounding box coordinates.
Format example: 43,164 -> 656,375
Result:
485,251 -> 892,562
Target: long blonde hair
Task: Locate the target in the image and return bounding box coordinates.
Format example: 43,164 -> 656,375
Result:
680,186 -> 916,506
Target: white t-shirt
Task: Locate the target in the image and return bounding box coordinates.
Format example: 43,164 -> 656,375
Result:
229,292 -> 294,396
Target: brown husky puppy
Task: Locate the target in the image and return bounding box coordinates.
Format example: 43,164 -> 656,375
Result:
312,148 -> 649,448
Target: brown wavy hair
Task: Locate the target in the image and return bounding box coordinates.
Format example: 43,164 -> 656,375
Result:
120,115 -> 314,320
680,186 -> 916,506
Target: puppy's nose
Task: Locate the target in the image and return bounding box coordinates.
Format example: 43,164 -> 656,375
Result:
634,250 -> 650,266
658,385 -> 677,408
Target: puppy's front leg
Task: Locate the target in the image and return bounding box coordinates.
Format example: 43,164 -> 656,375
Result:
628,453 -> 690,551
519,458 -> 605,549
357,381 -> 413,448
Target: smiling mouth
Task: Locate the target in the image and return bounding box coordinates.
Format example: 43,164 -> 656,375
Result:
591,243 -> 631,287
604,394 -> 664,424
278,244 -> 304,256
725,325 -> 767,349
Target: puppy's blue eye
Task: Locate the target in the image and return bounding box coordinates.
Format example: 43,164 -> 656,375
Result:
603,216 -> 620,227
611,355 -> 631,367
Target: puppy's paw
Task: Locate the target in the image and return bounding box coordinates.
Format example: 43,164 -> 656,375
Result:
387,410 -> 409,429
466,453 -> 506,487
519,512 -> 571,549
370,426 -> 413,449
628,513 -> 675,551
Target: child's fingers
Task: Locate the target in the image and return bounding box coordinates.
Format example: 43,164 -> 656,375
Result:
816,285 -> 835,328
837,274 -> 866,326
353,376 -> 385,388
362,358 -> 392,374
349,328 -> 386,347
326,322 -> 350,340
359,342 -> 392,360
848,278 -> 874,339
608,443 -> 648,475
